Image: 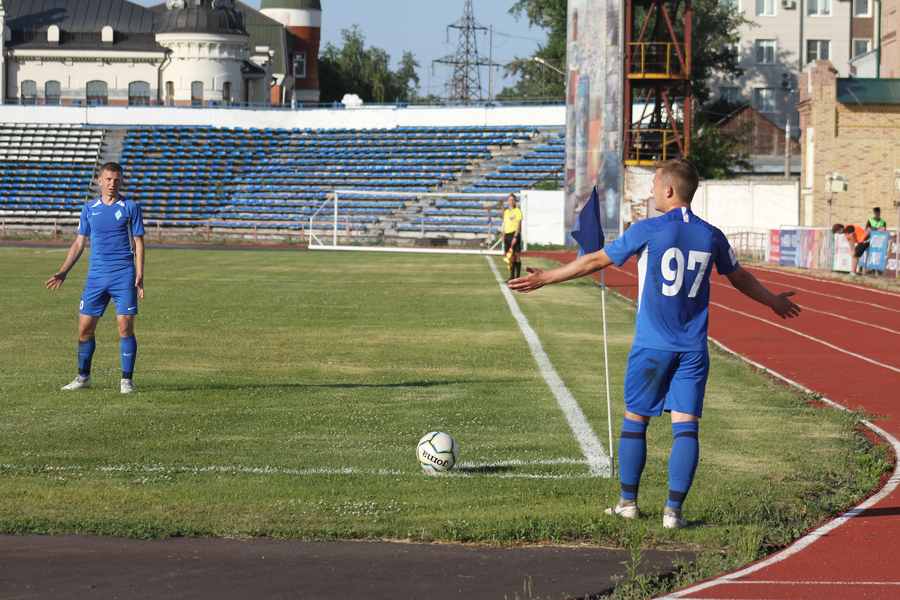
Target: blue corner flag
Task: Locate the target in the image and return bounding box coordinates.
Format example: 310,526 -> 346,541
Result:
571,186 -> 605,255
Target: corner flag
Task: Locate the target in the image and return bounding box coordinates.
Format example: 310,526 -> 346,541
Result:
571,186 -> 605,254
571,186 -> 615,477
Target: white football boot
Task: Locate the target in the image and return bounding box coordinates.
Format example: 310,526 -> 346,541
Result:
604,499 -> 639,520
120,379 -> 136,395
61,376 -> 90,391
662,506 -> 687,529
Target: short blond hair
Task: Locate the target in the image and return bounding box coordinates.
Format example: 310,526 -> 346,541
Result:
656,158 -> 700,203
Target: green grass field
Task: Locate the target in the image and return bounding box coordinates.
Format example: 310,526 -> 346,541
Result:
0,246 -> 888,587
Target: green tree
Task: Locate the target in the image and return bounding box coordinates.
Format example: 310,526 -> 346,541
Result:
319,27 -> 420,103
497,0 -> 567,101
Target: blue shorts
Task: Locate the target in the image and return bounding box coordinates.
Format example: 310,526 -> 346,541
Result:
80,267 -> 138,317
623,346 -> 709,418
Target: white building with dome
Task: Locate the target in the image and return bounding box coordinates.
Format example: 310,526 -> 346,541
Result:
0,0 -> 321,107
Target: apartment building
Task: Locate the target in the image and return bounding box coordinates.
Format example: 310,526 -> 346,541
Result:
717,0 -> 876,129
883,0 -> 900,76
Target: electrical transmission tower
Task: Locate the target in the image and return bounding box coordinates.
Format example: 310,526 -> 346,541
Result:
433,0 -> 500,103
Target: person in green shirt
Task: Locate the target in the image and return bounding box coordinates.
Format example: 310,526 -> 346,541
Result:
866,207 -> 887,232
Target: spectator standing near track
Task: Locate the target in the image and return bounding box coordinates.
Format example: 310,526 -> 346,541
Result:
501,194 -> 523,281
509,159 -> 800,528
45,162 -> 145,394
867,207 -> 887,232
843,224 -> 870,275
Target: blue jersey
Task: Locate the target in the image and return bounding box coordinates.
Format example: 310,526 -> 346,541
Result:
604,206 -> 738,352
78,196 -> 145,272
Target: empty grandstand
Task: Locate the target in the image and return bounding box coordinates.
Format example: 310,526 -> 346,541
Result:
0,120 -> 566,246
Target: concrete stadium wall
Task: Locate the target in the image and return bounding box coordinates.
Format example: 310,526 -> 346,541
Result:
522,190 -> 566,246
693,180 -> 800,234
0,104 -> 566,130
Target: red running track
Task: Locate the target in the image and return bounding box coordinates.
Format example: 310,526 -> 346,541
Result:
530,253 -> 900,600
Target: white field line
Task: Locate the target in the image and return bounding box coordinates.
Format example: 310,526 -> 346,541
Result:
0,458 -> 593,481
745,265 -> 900,299
485,256 -> 612,478
710,302 -> 900,374
657,338 -> 900,600
607,265 -> 900,373
708,280 -> 900,336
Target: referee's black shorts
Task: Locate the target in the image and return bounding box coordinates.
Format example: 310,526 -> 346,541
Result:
503,233 -> 521,253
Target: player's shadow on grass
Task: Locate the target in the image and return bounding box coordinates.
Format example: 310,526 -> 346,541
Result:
156,379 -> 517,392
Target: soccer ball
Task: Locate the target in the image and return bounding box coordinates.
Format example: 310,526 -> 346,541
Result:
417,431 -> 459,475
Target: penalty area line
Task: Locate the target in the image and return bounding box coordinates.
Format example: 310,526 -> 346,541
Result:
485,256 -> 612,478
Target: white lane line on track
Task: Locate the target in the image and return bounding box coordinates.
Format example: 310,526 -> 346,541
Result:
747,275 -> 900,315
746,265 -> 900,300
657,339 -> 900,600
710,302 -> 900,374
485,256 -> 612,478
737,581 -> 900,586
608,265 -> 900,371
0,459 -> 593,481
708,280 -> 900,336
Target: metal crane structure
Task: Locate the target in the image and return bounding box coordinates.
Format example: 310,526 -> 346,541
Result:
433,0 -> 499,103
623,0 -> 693,165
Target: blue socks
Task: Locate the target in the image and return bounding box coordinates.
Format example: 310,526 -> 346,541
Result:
618,417 -> 648,501
120,336 -> 137,380
667,421 -> 700,510
77,338 -> 96,377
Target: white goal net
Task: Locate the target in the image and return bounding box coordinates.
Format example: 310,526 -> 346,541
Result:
307,190 -> 523,255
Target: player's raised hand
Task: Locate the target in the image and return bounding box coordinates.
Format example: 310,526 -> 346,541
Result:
135,274 -> 144,300
771,291 -> 801,319
508,267 -> 546,293
45,272 -> 67,291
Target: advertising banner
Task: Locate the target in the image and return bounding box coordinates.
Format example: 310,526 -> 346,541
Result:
566,0 -> 622,240
865,231 -> 891,272
767,230 -> 781,264
833,233 -> 853,272
779,228 -> 800,267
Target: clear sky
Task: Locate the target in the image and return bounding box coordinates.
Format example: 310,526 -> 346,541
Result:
134,1 -> 546,98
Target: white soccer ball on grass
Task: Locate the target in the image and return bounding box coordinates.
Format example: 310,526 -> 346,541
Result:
417,431 -> 459,475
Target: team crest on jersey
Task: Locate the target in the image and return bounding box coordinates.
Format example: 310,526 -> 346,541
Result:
115,210 -> 123,221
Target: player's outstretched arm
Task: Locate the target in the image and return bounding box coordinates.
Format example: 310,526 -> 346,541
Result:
508,250 -> 613,293
726,266 -> 801,319
45,235 -> 87,290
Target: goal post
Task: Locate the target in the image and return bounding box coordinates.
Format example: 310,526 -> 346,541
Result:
308,189 -> 526,255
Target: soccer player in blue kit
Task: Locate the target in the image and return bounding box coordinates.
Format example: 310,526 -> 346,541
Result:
509,159 -> 800,528
45,162 -> 145,394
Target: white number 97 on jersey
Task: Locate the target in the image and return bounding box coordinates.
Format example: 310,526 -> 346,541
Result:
661,248 -> 712,298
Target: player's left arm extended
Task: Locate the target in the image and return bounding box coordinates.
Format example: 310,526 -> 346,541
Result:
508,250 -> 613,293
726,266 -> 801,319
133,236 -> 145,299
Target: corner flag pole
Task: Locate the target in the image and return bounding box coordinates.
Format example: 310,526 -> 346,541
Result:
600,269 -> 614,476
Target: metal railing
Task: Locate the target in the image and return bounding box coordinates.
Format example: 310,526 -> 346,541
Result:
627,43 -> 688,78
625,128 -> 682,164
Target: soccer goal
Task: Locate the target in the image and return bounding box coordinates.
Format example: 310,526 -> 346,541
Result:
307,190 -> 524,255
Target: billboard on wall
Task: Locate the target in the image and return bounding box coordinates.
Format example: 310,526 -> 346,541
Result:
565,0 -> 622,240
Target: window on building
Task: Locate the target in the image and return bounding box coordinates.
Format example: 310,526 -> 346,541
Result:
807,0 -> 831,16
720,86 -> 741,105
755,39 -> 777,64
191,81 -> 203,107
128,81 -> 150,106
852,39 -> 871,57
755,0 -> 776,15
165,81 -> 174,106
86,80 -> 108,106
45,80 -> 61,105
853,0 -> 870,16
806,39 -> 830,63
293,52 -> 307,79
222,81 -> 232,104
20,80 -> 37,105
753,87 -> 777,113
